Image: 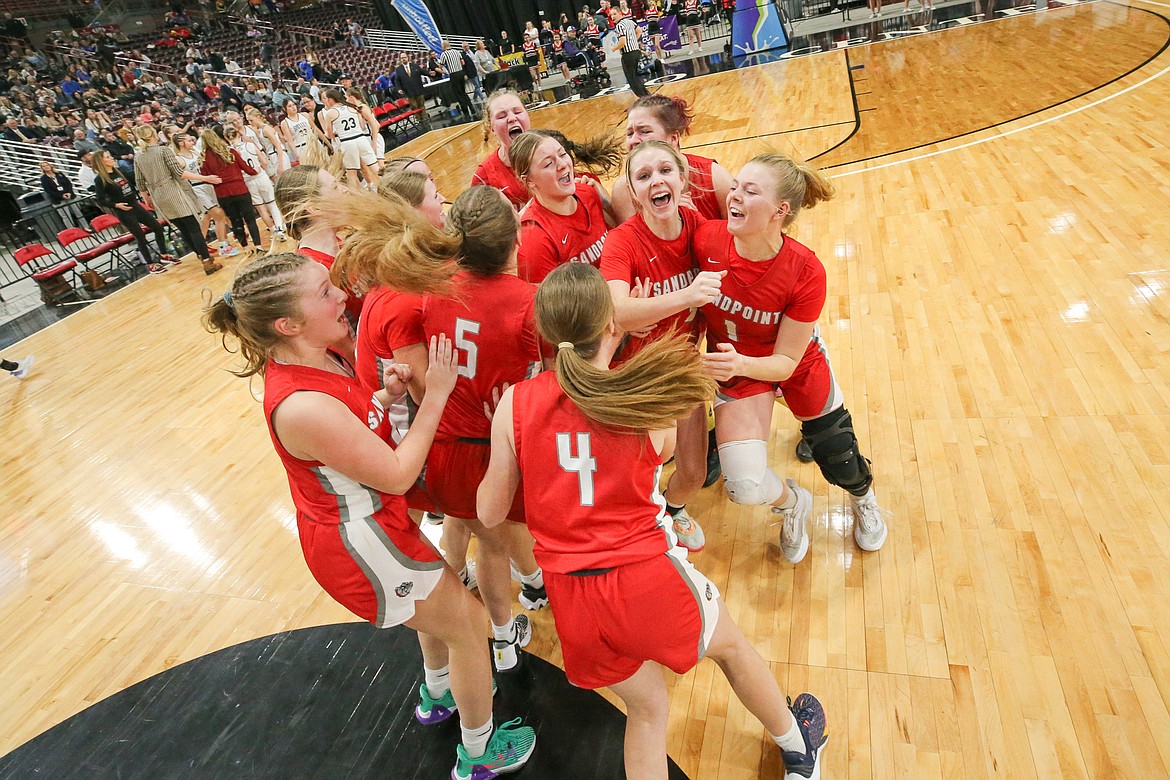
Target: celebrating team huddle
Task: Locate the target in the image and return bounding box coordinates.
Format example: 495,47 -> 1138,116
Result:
204,88 -> 891,780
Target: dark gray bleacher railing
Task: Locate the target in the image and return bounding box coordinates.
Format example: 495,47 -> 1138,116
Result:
0,195 -> 101,291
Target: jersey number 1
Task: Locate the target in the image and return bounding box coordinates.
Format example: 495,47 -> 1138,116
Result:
557,432 -> 597,507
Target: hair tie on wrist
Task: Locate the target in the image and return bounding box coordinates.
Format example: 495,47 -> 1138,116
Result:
223,290 -> 234,309
557,341 -> 574,351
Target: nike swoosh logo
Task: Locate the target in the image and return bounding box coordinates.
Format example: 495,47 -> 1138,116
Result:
648,255 -> 657,263
707,257 -> 720,264
500,185 -> 508,191
562,235 -> 569,244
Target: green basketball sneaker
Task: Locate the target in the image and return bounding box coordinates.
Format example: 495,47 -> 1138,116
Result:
450,718 -> 536,779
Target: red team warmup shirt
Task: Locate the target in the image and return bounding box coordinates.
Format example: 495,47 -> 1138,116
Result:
599,206 -> 706,354
693,221 -> 833,416
517,182 -> 609,283
263,356 -> 441,625
471,151 -> 530,209
421,272 -> 542,519
684,154 -> 723,222
512,372 -> 672,574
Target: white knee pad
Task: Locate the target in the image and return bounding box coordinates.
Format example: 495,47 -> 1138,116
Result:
717,440 -> 784,505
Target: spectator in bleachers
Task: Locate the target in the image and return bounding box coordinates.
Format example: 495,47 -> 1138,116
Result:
346,18 -> 367,48
330,22 -> 345,47
374,70 -> 395,104
73,128 -> 102,153
2,116 -> 34,142
186,57 -> 204,81
60,74 -> 84,101
77,150 -> 97,193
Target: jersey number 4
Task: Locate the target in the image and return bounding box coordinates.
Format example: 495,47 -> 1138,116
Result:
557,432 -> 597,506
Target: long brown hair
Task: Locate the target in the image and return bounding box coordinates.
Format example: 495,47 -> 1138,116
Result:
534,263 -> 713,429
750,152 -> 835,228
90,149 -> 118,186
202,252 -> 313,378
542,128 -> 623,176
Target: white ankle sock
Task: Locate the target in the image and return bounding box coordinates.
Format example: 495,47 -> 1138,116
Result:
518,567 -> 544,589
777,489 -> 798,512
772,715 -> 804,753
461,717 -> 493,758
491,620 -> 514,642
424,665 -> 450,697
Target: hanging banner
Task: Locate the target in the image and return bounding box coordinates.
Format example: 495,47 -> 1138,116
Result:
730,0 -> 789,59
390,0 -> 444,56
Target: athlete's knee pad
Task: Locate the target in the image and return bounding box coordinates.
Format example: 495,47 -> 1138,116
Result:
716,440 -> 784,505
800,406 -> 872,495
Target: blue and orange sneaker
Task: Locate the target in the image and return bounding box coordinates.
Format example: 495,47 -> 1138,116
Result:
782,693 -> 828,779
450,718 -> 536,779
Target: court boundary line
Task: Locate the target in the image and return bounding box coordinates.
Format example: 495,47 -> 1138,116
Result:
828,1 -> 1170,176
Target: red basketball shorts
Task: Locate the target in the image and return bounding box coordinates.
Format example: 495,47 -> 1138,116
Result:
298,513 -> 444,628
425,438 -> 525,521
715,330 -> 842,419
544,547 -> 721,689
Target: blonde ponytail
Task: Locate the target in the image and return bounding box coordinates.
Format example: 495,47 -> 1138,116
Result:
749,152 -> 835,228
535,264 -> 713,430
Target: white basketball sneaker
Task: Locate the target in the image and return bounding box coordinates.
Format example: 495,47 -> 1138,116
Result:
772,479 -> 813,564
849,488 -> 890,552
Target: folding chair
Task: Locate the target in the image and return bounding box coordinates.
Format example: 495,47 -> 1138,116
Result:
90,214 -> 146,279
14,244 -> 86,307
57,227 -> 130,289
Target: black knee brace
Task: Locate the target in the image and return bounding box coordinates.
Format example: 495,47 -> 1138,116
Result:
800,406 -> 872,496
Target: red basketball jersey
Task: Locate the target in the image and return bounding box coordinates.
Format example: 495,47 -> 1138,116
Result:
472,150 -> 530,209
512,372 -> 673,574
354,285 -> 425,392
517,181 -> 609,283
263,356 -> 410,529
693,220 -> 827,358
685,154 -> 723,222
600,206 -> 705,353
422,272 -> 543,440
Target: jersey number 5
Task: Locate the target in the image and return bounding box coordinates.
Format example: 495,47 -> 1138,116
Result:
557,432 -> 597,506
454,318 -> 480,379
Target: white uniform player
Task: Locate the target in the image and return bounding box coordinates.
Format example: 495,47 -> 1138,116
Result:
331,104 -> 378,171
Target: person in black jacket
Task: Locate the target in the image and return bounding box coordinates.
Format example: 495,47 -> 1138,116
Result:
91,150 -> 176,274
40,160 -> 86,227
99,129 -> 137,184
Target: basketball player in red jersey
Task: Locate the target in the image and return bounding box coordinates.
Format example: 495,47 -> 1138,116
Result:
600,141 -> 724,552
418,186 -> 551,673
612,94 -> 733,223
510,130 -> 615,283
695,153 -> 890,562
476,263 -> 828,780
203,252 -> 536,780
274,164 -> 359,360
472,90 -> 532,209
473,90 -> 626,211
324,185 -> 550,674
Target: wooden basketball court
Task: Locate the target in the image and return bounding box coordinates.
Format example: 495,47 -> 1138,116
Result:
4,1 -> 1170,775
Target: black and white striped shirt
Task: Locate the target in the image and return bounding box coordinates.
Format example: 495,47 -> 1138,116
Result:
439,48 -> 464,76
615,18 -> 641,53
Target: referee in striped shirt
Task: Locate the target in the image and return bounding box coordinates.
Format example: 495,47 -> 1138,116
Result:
613,16 -> 650,97
438,39 -> 476,120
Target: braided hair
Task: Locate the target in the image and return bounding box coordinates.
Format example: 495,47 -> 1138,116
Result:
202,252 -> 313,378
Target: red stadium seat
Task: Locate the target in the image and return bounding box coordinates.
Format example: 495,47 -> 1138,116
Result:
15,244 -> 83,306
